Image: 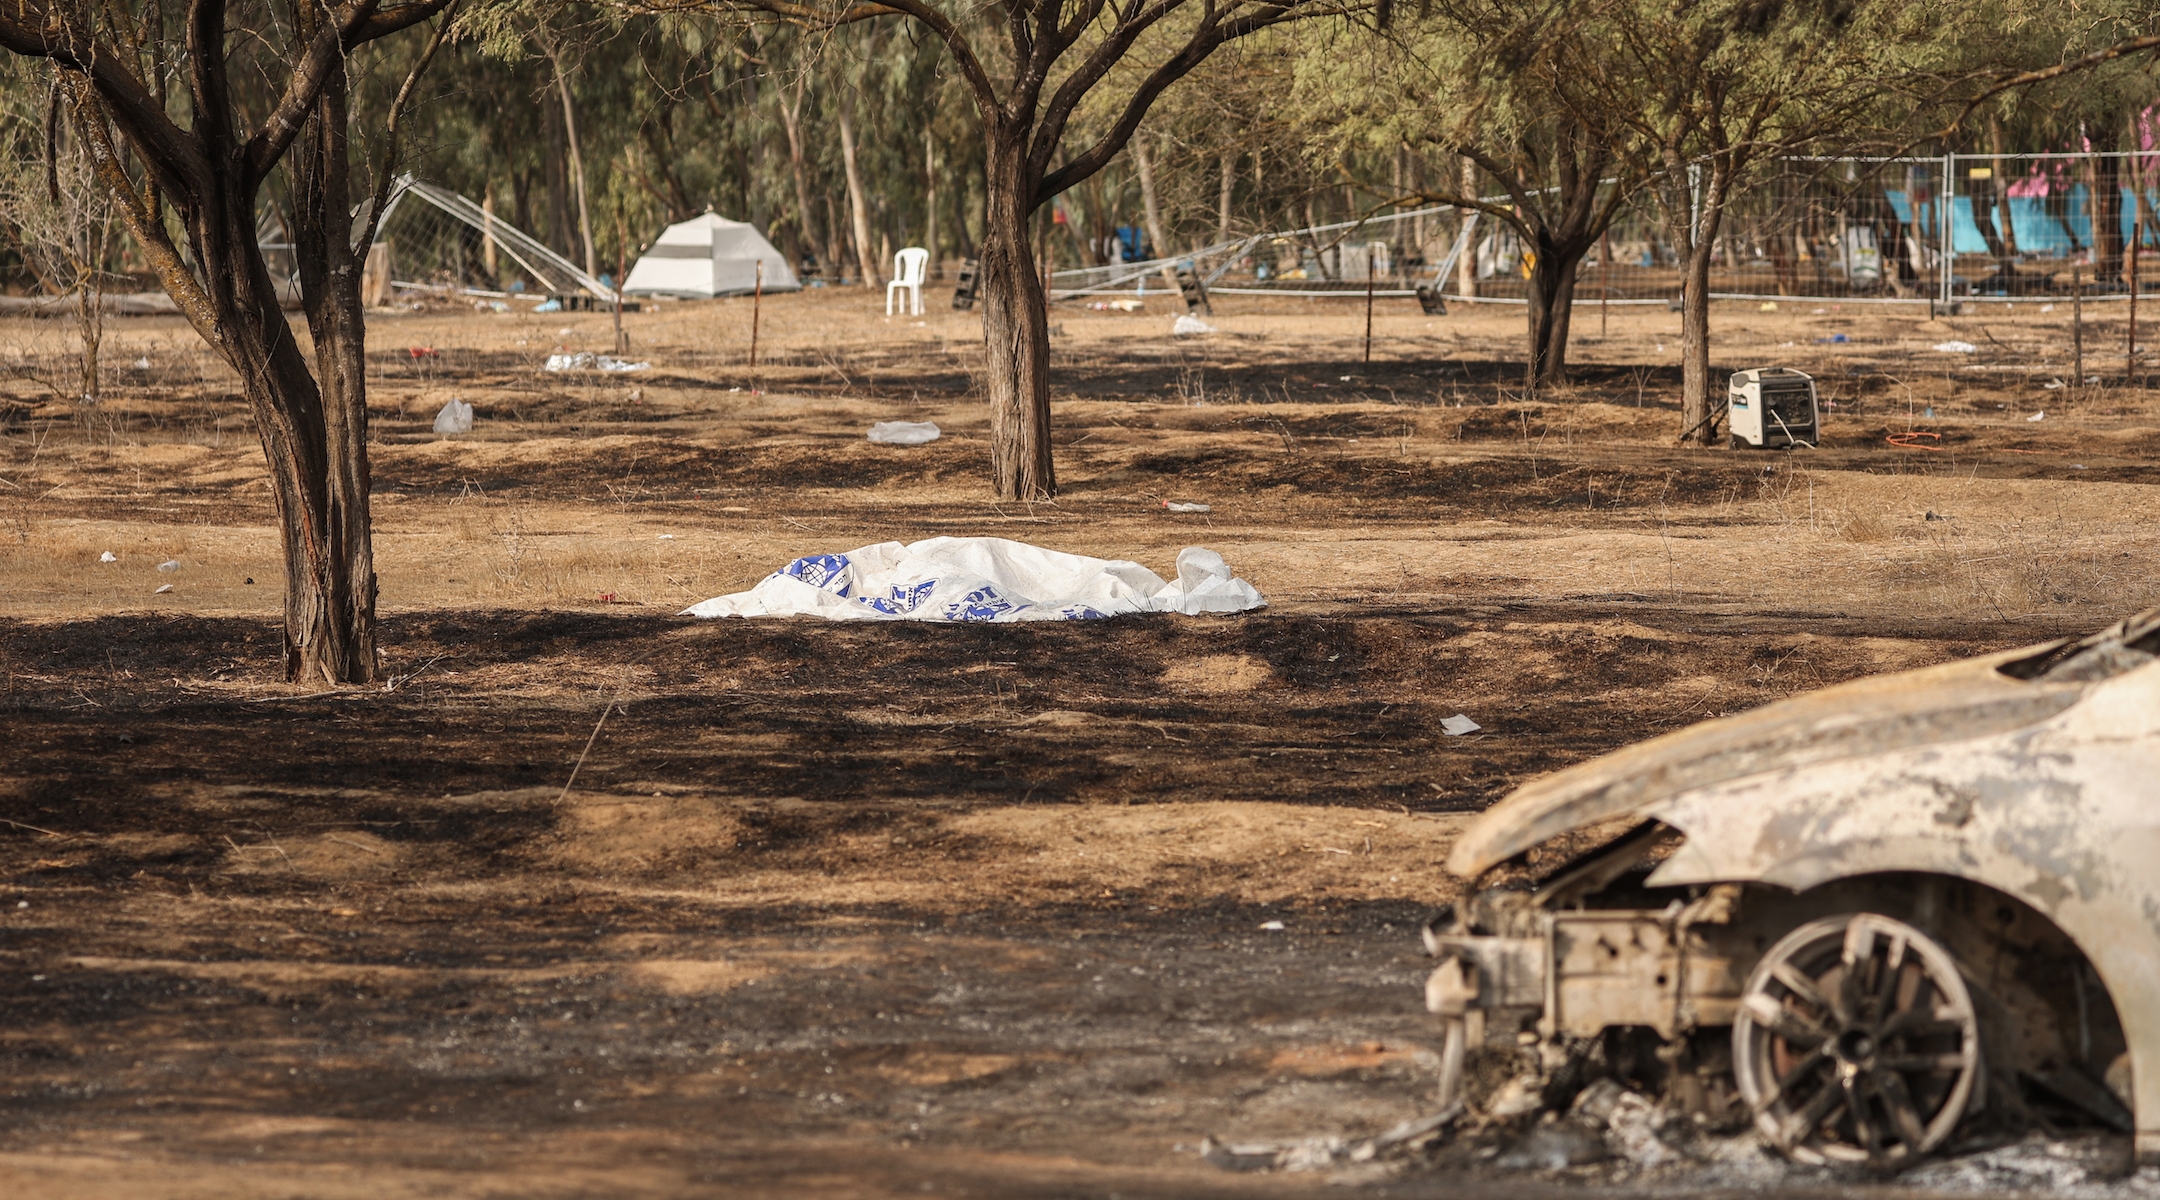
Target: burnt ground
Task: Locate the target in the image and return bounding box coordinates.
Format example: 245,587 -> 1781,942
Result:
4,292 -> 2158,1196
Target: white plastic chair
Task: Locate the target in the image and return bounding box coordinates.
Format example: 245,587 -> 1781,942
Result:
887,247 -> 930,316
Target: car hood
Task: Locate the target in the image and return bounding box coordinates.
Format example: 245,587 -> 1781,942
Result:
1444,641 -> 2092,880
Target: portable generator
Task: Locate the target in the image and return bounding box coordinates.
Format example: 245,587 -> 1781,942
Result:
1728,367 -> 1818,448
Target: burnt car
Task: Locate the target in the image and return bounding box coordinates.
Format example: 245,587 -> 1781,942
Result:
1424,608 -> 2160,1167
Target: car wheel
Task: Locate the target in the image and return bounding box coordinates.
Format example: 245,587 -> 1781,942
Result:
1731,912 -> 1983,1166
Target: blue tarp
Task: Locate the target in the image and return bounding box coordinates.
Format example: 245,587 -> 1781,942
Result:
1887,186 -> 2156,254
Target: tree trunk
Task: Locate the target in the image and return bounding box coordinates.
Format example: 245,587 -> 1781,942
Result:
1217,151 -> 1234,243
285,62 -> 381,684
1457,158 -> 1479,298
980,130 -> 1054,500
2093,135 -> 2126,285
924,130 -> 942,279
553,60 -> 598,279
837,85 -> 881,286
1522,240 -> 1585,389
1661,156 -> 1728,446
1134,138 -> 1179,292
775,82 -> 826,280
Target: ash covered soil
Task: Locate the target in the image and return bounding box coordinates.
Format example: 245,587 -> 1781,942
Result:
3,292 -> 2158,1196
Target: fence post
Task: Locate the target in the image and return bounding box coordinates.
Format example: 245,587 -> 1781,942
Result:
1940,152 -> 1956,310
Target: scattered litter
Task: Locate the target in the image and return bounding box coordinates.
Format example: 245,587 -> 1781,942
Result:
1163,501 -> 1211,513
1495,1119 -> 1608,1169
686,537 -> 1265,622
627,388 -> 643,404
2086,375 -> 2101,384
132,357 -> 150,370
1813,333 -> 1850,343
407,346 -> 439,359
1440,714 -> 1481,736
1758,301 -> 1778,312
2027,411 -> 2046,422
1932,340 -> 1978,353
1173,314 -> 1217,336
657,534 -> 676,540
1259,920 -> 1285,931
487,301 -> 509,313
1654,343 -> 1664,352
597,592 -> 617,603
1198,1105 -> 1461,1175
433,398 -> 474,435
542,351 -> 649,373
2072,464 -> 2087,470
867,420 -> 941,446
1926,510 -> 1946,521
728,387 -> 741,393
1810,307 -> 1826,315
153,584 -> 173,594
535,299 -> 562,312
2041,303 -> 2056,313
2043,378 -> 2066,390
1888,431 -> 1943,450
99,551 -> 116,563
156,560 -> 180,572
1088,299 -> 1145,312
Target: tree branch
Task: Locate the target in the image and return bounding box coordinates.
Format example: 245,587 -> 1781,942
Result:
244,0 -> 387,183
355,0 -> 461,253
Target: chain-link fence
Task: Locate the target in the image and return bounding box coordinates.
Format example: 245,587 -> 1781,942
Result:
1068,152 -> 2158,310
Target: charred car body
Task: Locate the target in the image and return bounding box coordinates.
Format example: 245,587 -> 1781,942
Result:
1425,608 -> 2160,1166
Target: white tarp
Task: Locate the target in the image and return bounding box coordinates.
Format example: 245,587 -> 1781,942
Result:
684,537 -> 1265,622
623,213 -> 801,299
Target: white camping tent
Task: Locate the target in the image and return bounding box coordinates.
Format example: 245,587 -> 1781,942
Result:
623,214 -> 800,298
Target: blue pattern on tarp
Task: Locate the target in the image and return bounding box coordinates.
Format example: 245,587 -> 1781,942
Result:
777,553 -> 851,596
941,585 -> 1025,622
865,579 -> 938,615
1053,605 -> 1108,620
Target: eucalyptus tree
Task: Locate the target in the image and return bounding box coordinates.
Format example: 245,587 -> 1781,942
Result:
0,0 -> 461,682
1294,6 -> 1653,390
1585,0 -> 1930,443
670,0 -> 1364,501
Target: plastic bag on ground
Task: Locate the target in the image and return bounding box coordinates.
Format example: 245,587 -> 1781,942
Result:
868,421 -> 941,446
1932,340 -> 1977,353
434,398 -> 474,434
1174,314 -> 1217,336
685,536 -> 1264,622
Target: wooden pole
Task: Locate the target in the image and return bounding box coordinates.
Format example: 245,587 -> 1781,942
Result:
1363,251 -> 1375,364
2131,216 -> 2143,387
2073,260 -> 2084,391
1600,230 -> 1612,340
750,260 -> 763,369
612,236 -> 628,356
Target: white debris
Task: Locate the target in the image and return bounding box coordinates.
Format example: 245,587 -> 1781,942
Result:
156,560 -> 180,572
2044,378 -> 2066,390
867,420 -> 941,446
543,352 -> 650,373
433,398 -> 474,434
1163,501 -> 1210,513
133,357 -> 150,370
154,583 -> 173,594
1602,1090 -> 1677,1167
1440,713 -> 1482,736
2027,410 -> 2046,422
99,551 -> 117,563
1259,920 -> 1285,931
1173,314 -> 1217,336
1932,340 -> 1978,353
